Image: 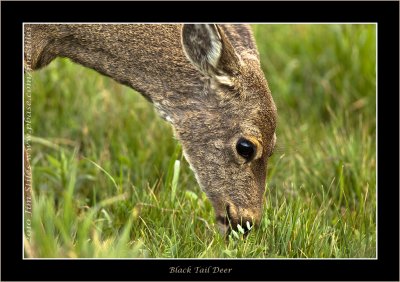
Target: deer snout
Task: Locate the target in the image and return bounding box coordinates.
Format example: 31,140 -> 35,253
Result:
216,203 -> 262,235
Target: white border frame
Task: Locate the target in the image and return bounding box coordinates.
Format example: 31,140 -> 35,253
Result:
22,22 -> 378,260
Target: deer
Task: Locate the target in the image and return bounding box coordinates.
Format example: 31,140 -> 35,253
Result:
24,24 -> 277,234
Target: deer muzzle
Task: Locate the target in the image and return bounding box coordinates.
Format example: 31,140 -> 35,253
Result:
216,203 -> 262,235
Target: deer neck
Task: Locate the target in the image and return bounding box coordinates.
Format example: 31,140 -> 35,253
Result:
26,24 -> 205,115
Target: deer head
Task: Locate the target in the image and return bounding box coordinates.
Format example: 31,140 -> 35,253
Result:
169,25 -> 277,233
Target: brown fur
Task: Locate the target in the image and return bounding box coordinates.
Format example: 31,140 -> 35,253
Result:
24,24 -> 277,233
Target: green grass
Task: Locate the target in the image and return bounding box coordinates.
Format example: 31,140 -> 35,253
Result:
24,24 -> 376,258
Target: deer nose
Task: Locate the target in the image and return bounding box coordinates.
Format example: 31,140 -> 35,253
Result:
216,204 -> 262,235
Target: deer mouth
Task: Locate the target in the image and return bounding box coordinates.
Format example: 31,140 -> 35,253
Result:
216,204 -> 255,236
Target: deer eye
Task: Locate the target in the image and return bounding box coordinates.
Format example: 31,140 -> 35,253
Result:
236,138 -> 256,161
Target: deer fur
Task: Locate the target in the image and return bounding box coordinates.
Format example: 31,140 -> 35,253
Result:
24,24 -> 277,233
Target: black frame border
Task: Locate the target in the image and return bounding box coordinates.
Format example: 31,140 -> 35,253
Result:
1,1 -> 399,281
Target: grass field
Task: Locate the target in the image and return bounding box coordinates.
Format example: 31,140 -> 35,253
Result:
24,24 -> 376,258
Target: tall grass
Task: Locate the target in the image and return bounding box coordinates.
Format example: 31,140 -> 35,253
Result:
24,24 -> 376,258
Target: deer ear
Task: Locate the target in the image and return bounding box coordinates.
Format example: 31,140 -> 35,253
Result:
181,24 -> 240,84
